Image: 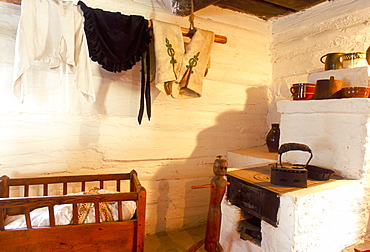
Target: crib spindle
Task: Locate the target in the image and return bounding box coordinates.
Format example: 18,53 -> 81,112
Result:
0,208 -> 5,231
48,205 -> 55,227
43,184 -> 48,196
63,183 -> 67,195
117,201 -> 123,221
116,180 -> 121,192
100,181 -> 104,189
25,207 -> 31,228
72,203 -> 78,224
24,185 -> 29,197
81,181 -> 86,192
94,202 -> 100,223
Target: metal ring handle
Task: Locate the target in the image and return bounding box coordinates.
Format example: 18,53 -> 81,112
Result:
278,143 -> 313,168
320,54 -> 326,64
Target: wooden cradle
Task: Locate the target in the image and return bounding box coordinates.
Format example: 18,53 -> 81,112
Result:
0,170 -> 146,252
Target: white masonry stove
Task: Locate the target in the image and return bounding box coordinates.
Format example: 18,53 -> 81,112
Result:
220,97 -> 370,252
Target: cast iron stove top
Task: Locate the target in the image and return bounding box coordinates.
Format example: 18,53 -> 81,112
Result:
227,163 -> 340,195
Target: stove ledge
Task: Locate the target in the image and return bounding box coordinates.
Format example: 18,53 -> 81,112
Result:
277,99 -> 370,114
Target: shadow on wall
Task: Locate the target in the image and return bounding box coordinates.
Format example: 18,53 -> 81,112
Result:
152,179 -> 188,251
156,180 -> 171,233
92,60 -> 160,119
152,86 -> 269,243
93,64 -> 158,117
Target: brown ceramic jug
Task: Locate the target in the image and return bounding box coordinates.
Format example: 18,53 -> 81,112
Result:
314,76 -> 343,99
266,124 -> 280,153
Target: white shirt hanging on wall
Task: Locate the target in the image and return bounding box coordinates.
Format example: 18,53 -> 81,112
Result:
12,0 -> 95,107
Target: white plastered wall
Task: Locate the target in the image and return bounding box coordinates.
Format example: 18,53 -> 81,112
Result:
0,0 -> 272,234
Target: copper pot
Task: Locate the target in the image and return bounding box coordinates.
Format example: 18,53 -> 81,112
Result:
320,52 -> 345,70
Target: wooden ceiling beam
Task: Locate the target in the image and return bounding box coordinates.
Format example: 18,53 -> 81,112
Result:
0,0 -> 328,20
172,0 -> 221,16
0,0 -> 21,4
263,0 -> 326,11
215,0 -> 295,19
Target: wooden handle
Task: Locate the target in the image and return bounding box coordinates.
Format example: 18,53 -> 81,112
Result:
191,184 -> 211,189
148,20 -> 227,44
191,182 -> 230,189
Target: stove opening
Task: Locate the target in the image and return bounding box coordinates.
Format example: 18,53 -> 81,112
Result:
238,211 -> 262,243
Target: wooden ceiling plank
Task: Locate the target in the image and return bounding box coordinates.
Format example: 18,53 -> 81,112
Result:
172,0 -> 221,16
0,0 -> 21,4
262,0 -> 326,11
215,0 -> 294,19
0,0 -> 328,20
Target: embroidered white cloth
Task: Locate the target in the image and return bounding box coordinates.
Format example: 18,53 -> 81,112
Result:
13,0 -> 95,103
152,20 -> 214,99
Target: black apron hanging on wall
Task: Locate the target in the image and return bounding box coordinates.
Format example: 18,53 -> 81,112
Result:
78,1 -> 152,124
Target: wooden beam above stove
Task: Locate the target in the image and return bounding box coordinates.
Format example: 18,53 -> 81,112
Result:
173,0 -> 327,19
1,0 -> 327,20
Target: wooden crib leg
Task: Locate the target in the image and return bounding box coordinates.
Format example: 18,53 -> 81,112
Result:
216,241 -> 224,252
187,239 -> 224,252
186,238 -> 205,252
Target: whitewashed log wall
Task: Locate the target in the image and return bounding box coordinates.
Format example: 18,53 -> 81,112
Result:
268,0 -> 370,124
0,0 -> 271,234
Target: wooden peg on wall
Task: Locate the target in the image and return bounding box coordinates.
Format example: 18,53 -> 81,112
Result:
148,20 -> 227,44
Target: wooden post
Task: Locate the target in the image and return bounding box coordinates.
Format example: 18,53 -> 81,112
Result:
187,156 -> 229,252
0,175 -> 10,198
130,170 -> 138,192
0,175 -> 10,220
136,185 -> 146,252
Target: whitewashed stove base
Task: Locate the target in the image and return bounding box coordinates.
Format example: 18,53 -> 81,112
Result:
220,198 -> 262,252
220,149 -> 367,252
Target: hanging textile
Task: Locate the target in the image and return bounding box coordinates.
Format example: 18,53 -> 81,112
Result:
151,19 -> 214,99
77,1 -> 152,124
13,0 -> 95,104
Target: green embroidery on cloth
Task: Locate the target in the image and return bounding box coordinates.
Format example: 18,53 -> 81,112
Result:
187,52 -> 200,74
166,38 -> 177,68
165,37 -> 202,91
